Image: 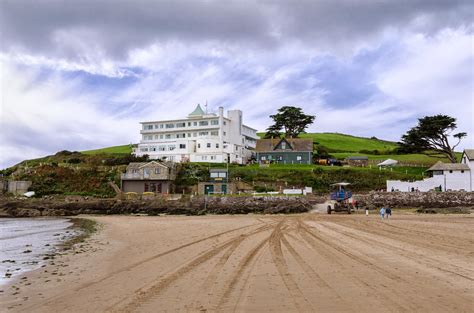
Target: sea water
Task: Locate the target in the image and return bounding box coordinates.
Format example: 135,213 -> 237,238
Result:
0,218 -> 77,285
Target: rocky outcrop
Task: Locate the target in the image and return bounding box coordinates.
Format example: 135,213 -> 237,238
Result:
0,196 -> 312,217
355,191 -> 474,208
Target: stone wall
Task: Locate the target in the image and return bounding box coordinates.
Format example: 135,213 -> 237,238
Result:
355,191 -> 474,208
0,195 -> 312,217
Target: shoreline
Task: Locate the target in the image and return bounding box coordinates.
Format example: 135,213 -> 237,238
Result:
0,216 -> 101,310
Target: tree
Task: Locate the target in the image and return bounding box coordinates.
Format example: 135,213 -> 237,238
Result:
265,106 -> 315,138
399,115 -> 466,163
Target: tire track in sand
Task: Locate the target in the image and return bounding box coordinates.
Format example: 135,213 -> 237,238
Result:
190,221 -> 278,311
108,222 -> 273,313
268,221 -> 314,312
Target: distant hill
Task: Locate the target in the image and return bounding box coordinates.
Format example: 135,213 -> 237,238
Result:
81,133 -> 454,166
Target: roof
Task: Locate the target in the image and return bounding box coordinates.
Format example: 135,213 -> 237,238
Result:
188,104 -> 205,117
427,161 -> 470,171
255,138 -> 313,152
209,168 -> 228,173
346,156 -> 368,161
377,159 -> 398,166
463,149 -> 474,160
126,161 -> 171,169
331,182 -> 351,186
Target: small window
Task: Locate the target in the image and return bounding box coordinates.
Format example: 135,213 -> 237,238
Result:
223,132 -> 226,136
165,134 -> 171,139
210,156 -> 216,160
277,155 -> 283,161
210,172 -> 218,178
461,170 -> 464,173
198,143 -> 201,148
155,168 -> 161,174
165,123 -> 175,128
179,144 -> 186,149
176,122 -> 186,128
132,169 -> 138,174
261,156 -> 266,161
199,121 -> 209,126
296,155 -> 302,161
216,143 -> 219,148
202,155 -> 208,160
211,120 -> 219,125
207,143 -> 211,148
188,122 -> 191,126
449,170 -> 453,173
281,142 -> 286,149
193,122 -> 197,126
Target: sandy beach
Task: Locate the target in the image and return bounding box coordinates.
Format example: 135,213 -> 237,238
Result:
1,213 -> 473,312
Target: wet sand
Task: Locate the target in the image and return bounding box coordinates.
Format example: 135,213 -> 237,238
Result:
1,213 -> 473,312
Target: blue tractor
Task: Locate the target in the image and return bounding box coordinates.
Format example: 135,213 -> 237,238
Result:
327,182 -> 353,214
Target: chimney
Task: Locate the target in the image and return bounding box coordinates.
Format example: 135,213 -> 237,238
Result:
218,106 -> 224,117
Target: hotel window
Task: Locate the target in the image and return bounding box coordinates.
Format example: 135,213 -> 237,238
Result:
296,155 -> 302,161
160,135 -> 163,139
188,133 -> 192,137
193,133 -> 197,137
179,144 -> 186,149
199,121 -> 209,126
198,144 -> 201,148
210,156 -> 216,160
176,133 -> 186,138
216,143 -> 219,148
176,122 -> 186,128
199,131 -> 209,136
165,123 -> 175,128
168,145 -> 176,151
207,143 -> 211,148
158,145 -> 166,151
154,124 -> 159,129
193,122 -> 197,126
188,122 -> 191,126
223,132 -> 226,136
144,124 -> 153,130
155,168 -> 161,174
211,120 -> 219,125
140,147 -> 149,152
210,131 -> 218,136
223,121 -> 226,125
150,146 -> 156,151
202,155 -> 208,160
165,134 -> 171,139
160,124 -> 164,128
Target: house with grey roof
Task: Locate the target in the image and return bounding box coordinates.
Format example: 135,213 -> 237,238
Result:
255,138 -> 313,165
121,161 -> 176,194
387,149 -> 473,192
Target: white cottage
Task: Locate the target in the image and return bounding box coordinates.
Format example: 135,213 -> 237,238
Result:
387,149 -> 473,192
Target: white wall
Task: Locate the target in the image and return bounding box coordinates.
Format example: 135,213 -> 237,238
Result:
387,170 -> 471,192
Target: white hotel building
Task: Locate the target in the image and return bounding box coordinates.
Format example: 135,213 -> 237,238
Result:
135,104 -> 259,164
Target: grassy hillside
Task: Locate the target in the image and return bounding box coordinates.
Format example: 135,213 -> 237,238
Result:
299,133 -> 397,152
82,144 -> 133,155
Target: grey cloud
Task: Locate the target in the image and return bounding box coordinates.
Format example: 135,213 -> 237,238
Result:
1,0 -> 472,61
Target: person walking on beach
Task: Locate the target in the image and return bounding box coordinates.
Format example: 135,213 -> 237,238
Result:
380,207 -> 385,219
365,207 -> 369,216
386,207 -> 392,219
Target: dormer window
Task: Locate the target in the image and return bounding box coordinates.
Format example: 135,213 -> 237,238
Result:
281,142 -> 286,149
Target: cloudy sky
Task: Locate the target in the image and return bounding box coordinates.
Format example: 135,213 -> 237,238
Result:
1,0 -> 473,168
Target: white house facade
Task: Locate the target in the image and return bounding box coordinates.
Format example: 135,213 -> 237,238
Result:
387,149 -> 474,192
134,105 -> 259,164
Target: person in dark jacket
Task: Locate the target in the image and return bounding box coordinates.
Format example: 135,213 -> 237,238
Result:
386,207 -> 392,218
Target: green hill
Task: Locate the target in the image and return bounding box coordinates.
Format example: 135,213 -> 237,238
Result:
299,133 -> 397,152
81,144 -> 133,155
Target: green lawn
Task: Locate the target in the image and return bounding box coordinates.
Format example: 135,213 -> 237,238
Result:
331,152 -> 457,166
81,145 -> 133,155
299,133 -> 398,152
